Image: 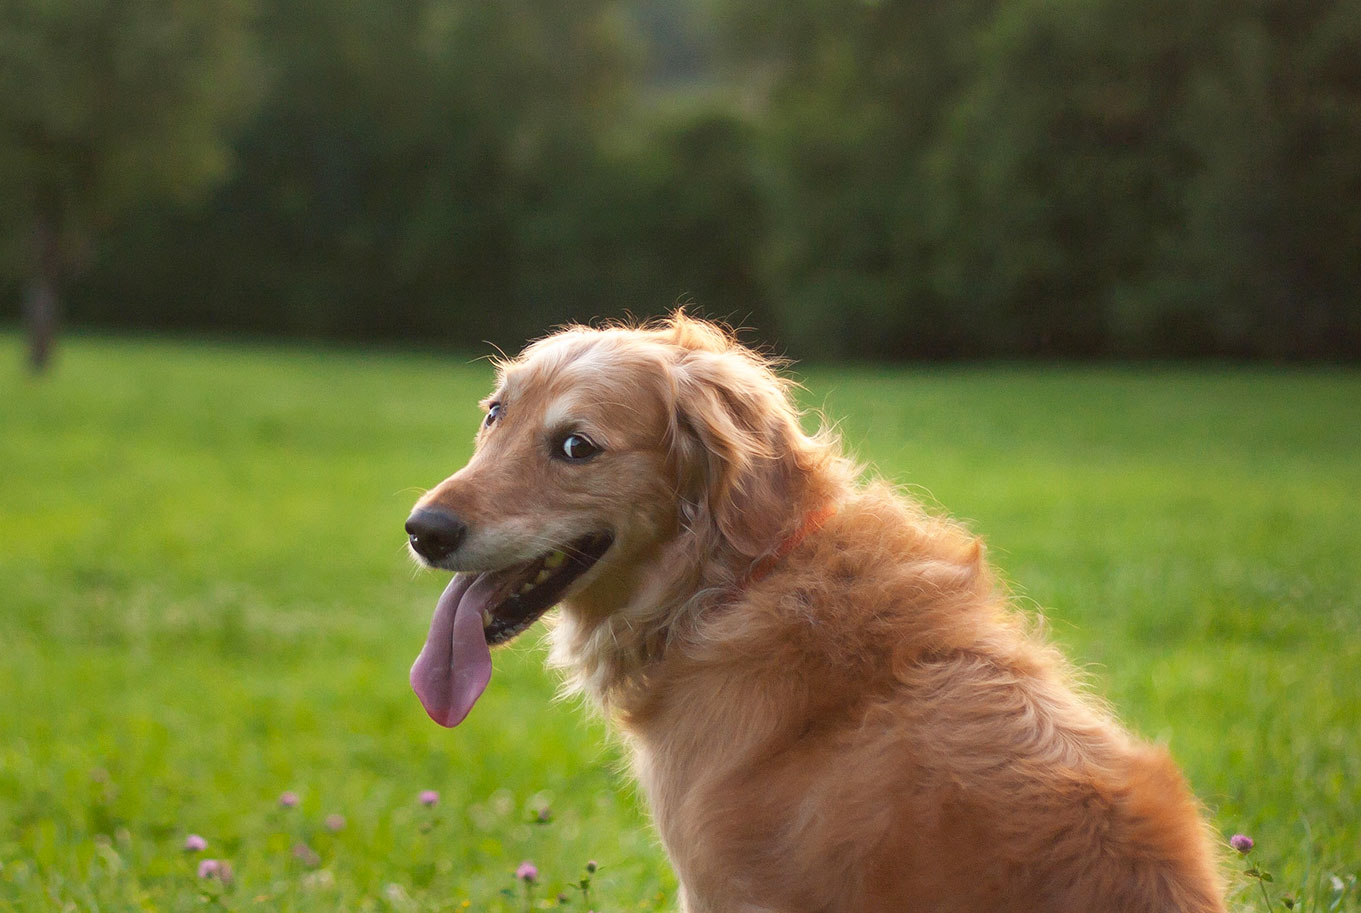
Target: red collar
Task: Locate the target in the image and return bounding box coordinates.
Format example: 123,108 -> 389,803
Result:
740,503 -> 838,590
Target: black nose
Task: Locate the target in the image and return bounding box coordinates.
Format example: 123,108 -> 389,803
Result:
405,508 -> 467,562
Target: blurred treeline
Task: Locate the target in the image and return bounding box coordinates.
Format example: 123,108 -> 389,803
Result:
3,0 -> 1359,359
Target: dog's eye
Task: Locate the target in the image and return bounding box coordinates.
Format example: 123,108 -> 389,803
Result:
557,433 -> 600,462
483,402 -> 502,429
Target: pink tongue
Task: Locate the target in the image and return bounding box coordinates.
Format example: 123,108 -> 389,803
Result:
410,575 -> 496,727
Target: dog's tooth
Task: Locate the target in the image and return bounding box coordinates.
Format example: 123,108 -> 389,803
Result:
533,568 -> 552,585
519,582 -> 535,595
544,550 -> 566,569
481,609 -> 492,628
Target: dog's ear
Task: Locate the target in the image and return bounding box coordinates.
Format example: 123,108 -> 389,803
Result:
669,349 -> 806,560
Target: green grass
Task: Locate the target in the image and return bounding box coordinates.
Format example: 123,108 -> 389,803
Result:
1,334 -> 1357,912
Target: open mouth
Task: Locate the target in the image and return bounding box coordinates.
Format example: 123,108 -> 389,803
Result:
475,531 -> 614,644
410,529 -> 615,727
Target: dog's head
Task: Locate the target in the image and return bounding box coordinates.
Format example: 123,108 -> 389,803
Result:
407,314 -> 841,721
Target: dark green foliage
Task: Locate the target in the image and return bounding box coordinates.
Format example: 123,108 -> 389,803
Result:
8,0 -> 1359,358
0,0 -> 257,226
73,0 -> 640,349
743,0 -> 1361,358
1139,0 -> 1361,357
0,0 -> 257,367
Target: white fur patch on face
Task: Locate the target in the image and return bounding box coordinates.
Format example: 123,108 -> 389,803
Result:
542,396 -> 583,434
458,516 -> 567,571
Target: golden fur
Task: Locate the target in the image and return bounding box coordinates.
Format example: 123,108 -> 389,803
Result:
414,314 -> 1227,913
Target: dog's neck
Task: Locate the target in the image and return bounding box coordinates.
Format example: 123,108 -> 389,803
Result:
549,496 -> 841,717
734,501 -> 838,591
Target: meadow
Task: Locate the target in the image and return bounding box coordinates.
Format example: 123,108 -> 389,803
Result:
0,333 -> 1357,912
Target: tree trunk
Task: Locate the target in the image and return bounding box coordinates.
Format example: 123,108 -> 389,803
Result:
24,207 -> 61,374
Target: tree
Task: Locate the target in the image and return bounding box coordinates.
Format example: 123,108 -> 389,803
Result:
924,0 -> 1197,355
0,0 -> 257,371
927,0 -> 1361,357
714,0 -> 1361,358
1145,0 -> 1361,356
76,0 -> 643,349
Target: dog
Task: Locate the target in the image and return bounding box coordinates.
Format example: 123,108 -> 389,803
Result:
405,314 -> 1227,913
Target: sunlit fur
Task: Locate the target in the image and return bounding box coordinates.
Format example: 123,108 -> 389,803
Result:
415,313 -> 1227,913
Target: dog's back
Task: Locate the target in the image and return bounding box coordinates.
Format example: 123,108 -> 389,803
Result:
615,484 -> 1226,913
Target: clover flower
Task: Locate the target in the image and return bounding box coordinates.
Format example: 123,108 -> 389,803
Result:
1230,834 -> 1254,854
292,842 -> 321,867
197,858 -> 234,884
183,834 -> 207,853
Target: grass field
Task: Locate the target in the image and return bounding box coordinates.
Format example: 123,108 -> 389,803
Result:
1,334 -> 1357,912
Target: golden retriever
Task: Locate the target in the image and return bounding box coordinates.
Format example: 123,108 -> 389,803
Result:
405,314 -> 1227,913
